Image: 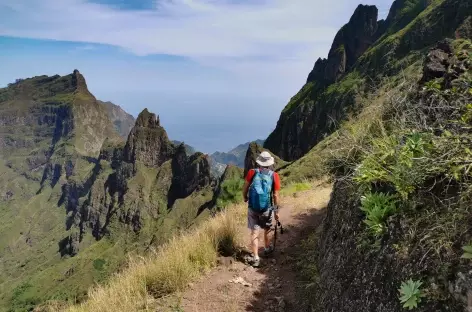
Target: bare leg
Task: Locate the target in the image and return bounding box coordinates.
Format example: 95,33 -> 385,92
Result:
264,229 -> 270,249
251,229 -> 259,258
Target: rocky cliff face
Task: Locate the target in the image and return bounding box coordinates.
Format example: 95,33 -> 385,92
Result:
308,5 -> 380,85
0,71 -> 217,309
243,142 -> 287,177
265,0 -> 472,161
0,70 -> 121,188
265,4 -> 384,161
169,146 -> 212,206
100,101 -> 135,139
383,0 -> 430,35
61,107 -> 214,256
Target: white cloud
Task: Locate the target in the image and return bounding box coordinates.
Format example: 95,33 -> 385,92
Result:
1,0 -> 391,59
0,0 -> 394,99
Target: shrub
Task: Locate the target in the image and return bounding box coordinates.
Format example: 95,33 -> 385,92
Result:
360,193 -> 398,237
216,178 -> 244,209
93,259 -> 106,271
9,282 -> 40,312
354,132 -> 435,199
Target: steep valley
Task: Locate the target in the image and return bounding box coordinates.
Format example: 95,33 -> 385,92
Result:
0,71 -> 224,311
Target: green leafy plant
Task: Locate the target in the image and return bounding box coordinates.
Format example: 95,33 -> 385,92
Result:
360,193 -> 397,237
460,103 -> 472,123
424,79 -> 442,92
461,243 -> 472,259
354,132 -> 434,199
450,146 -> 472,180
399,279 -> 424,310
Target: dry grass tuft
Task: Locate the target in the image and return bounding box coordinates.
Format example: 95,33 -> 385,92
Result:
61,204 -> 246,312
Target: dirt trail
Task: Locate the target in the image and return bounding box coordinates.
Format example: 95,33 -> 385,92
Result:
179,181 -> 332,312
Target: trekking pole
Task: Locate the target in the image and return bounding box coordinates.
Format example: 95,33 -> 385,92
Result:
273,219 -> 278,251
278,221 -> 284,234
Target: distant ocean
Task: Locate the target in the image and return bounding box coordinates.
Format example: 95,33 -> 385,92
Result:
100,91 -> 284,154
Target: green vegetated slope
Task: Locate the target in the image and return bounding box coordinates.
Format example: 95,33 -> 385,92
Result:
214,165 -> 245,210
312,37 -> 472,312
0,71 -> 123,312
0,72 -> 225,312
265,0 -> 471,162
271,0 -> 472,310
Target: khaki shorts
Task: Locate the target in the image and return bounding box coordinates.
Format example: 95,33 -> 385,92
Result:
248,208 -> 273,230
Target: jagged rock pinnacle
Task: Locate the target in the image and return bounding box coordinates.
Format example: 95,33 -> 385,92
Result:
135,108 -> 161,128
71,69 -> 89,92
124,108 -> 173,167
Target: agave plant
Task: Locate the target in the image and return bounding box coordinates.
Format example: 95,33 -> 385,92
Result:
399,279 -> 424,310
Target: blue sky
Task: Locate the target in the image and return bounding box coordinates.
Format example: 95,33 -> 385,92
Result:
0,0 -> 393,153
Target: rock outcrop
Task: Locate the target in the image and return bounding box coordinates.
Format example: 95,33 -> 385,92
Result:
315,5 -> 380,84
168,144 -> 212,207
124,109 -> 174,168
420,39 -> 454,83
456,16 -> 472,40
243,142 -> 287,177
265,5 -> 383,161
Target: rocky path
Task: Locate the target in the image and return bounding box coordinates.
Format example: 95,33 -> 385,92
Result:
179,181 -> 332,312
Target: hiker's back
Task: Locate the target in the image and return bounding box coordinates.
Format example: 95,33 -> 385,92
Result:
248,168 -> 274,212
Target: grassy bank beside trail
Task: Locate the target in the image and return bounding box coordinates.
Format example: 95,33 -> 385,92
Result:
46,204 -> 246,312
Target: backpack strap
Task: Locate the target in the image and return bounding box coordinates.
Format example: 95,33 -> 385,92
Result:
260,168 -> 275,205
249,168 -> 259,185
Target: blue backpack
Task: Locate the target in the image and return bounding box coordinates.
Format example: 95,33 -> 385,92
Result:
248,168 -> 274,212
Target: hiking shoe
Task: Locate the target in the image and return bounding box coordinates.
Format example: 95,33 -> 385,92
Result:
263,245 -> 275,256
251,257 -> 260,268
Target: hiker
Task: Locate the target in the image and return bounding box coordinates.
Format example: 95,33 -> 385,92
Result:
242,151 -> 281,267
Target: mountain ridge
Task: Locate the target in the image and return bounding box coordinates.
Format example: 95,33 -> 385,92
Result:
264,0 -> 471,161
0,70 -> 223,311
209,139 -> 265,176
